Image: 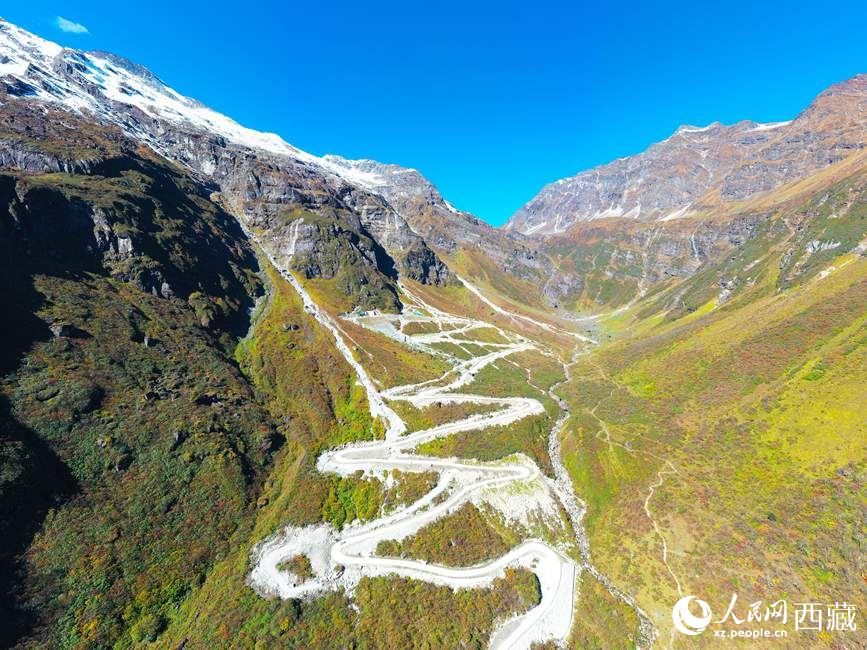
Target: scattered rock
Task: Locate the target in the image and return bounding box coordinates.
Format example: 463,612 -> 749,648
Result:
49,322 -> 89,338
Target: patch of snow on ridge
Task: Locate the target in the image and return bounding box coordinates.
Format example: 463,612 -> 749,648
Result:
318,156 -> 389,191
524,221 -> 548,234
744,120 -> 792,132
678,123 -> 715,134
0,19 -> 315,161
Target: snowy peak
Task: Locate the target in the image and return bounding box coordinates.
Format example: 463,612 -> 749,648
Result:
0,19 -> 288,153
507,74 -> 866,235
0,18 -> 484,223
0,18 -> 408,192
0,19 -> 62,75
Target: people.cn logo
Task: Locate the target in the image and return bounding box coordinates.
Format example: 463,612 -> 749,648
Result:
672,596 -> 713,635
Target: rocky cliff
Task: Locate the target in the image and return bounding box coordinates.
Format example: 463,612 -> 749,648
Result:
322,155 -> 551,291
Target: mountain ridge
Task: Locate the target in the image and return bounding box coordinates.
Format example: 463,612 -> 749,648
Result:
0,18 -> 460,308
506,73 -> 867,234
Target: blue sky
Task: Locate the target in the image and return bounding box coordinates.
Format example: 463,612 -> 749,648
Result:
6,1 -> 867,225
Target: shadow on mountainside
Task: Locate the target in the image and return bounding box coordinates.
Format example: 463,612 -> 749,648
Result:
0,258 -> 79,646
0,393 -> 78,647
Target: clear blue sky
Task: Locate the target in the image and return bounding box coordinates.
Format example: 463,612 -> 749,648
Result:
6,1 -> 867,225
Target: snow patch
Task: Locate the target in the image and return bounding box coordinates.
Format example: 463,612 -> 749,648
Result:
524,221 -> 549,234
678,123 -> 715,134
744,120 -> 792,132
659,204 -> 692,222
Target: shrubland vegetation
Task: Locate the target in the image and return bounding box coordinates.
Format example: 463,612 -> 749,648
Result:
556,169 -> 867,643
350,570 -> 540,649
376,503 -> 511,567
2,267 -> 273,648
277,554 -> 314,580
389,399 -> 501,433
417,414 -> 554,476
400,320 -> 441,336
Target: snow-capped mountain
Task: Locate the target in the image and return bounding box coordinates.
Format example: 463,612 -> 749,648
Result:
0,18 -> 458,293
2,16 -> 864,314
0,18 -> 401,189
506,75 -> 867,235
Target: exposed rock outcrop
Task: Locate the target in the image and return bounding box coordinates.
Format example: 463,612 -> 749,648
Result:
0,18 -> 455,311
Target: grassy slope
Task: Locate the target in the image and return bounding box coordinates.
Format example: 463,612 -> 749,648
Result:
305,278 -> 451,388
376,503 -> 513,567
558,211 -> 866,647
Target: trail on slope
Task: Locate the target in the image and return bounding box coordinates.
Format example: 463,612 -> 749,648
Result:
574,357 -> 682,648
244,221 -> 658,648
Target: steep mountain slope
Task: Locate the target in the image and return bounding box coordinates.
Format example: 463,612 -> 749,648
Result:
507,74 -> 866,234
0,18 -> 452,311
533,147 -> 867,311
0,100 -> 279,646
323,155 -> 556,307
558,215 -> 866,646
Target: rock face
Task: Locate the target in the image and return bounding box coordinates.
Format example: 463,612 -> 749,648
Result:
322,155 -> 549,286
0,103 -> 263,334
401,241 -> 453,285
0,18 -> 454,311
506,75 -> 867,235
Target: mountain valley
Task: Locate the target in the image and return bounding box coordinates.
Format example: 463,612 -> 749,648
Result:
0,17 -> 864,650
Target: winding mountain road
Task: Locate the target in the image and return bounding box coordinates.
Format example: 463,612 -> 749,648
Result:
245,219 -> 655,648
